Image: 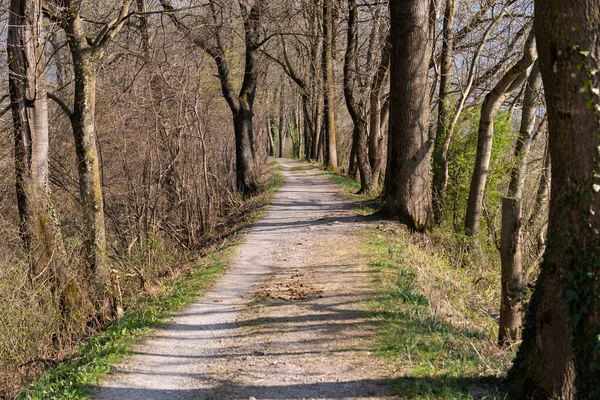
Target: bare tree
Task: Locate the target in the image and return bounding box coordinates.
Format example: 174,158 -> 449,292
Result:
160,0 -> 265,194
343,0 -> 374,194
45,0 -> 135,317
322,0 -> 338,171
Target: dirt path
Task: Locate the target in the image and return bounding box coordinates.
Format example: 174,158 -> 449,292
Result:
93,159 -> 396,400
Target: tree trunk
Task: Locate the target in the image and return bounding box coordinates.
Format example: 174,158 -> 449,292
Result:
267,118 -> 275,156
381,0 -> 432,232
302,95 -> 313,160
431,0 -> 455,223
322,0 -> 338,171
508,1 -> 600,397
344,0 -> 374,194
465,30 -> 537,238
278,82 -> 286,158
497,63 -> 542,347
499,197 -> 523,346
8,0 -> 79,313
53,0 -> 134,319
233,104 -> 258,192
369,34 -> 390,187
66,31 -> 109,298
136,0 -> 150,53
508,62 -> 542,199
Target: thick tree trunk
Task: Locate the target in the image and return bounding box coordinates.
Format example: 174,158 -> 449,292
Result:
8,0 -> 79,313
55,0 -> 135,318
465,30 -> 537,238
431,0 -> 455,223
499,197 -> 523,345
381,0 -> 432,231
344,0 -> 374,194
67,40 -> 109,297
509,1 -> 600,398
322,0 -> 338,171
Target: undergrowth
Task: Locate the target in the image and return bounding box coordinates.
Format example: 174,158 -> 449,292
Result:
18,250 -> 232,399
12,162 -> 283,399
365,226 -> 513,399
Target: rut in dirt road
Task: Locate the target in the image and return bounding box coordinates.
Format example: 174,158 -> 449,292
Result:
93,159 -> 396,400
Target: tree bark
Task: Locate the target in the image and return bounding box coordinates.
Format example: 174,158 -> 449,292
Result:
499,197 -> 523,346
381,0 -> 432,231
508,1 -> 600,397
344,0 -> 374,194
465,30 -> 537,238
278,81 -> 286,158
136,0 -> 150,54
322,0 -> 338,171
267,118 -> 275,156
431,0 -> 455,223
508,62 -> 542,199
369,33 -> 390,187
49,0 -> 134,318
62,13 -> 110,301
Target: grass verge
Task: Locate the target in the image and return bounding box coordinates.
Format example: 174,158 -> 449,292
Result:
365,226 -> 513,399
17,162 -> 283,399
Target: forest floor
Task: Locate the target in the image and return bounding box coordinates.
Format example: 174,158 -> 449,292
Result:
91,159 -> 397,400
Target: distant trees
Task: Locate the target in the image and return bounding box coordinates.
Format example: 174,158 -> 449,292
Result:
381,0 -> 432,231
508,0 -> 600,397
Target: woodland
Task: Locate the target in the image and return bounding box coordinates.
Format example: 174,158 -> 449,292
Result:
0,0 -> 598,399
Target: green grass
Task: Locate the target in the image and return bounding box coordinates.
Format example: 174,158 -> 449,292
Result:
17,162 -> 284,400
364,228 -> 513,399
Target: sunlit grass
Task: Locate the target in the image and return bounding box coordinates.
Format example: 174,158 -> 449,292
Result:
364,227 -> 513,399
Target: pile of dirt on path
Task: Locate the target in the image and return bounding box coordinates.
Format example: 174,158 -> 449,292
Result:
254,271 -> 324,302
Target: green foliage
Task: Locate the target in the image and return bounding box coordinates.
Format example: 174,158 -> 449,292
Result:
445,108 -> 517,236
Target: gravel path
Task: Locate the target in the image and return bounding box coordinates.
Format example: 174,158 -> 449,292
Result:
92,159 -> 396,400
